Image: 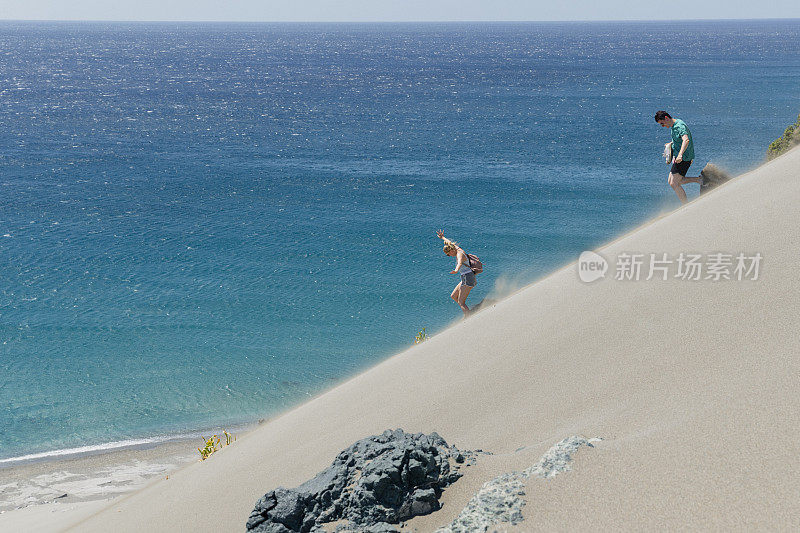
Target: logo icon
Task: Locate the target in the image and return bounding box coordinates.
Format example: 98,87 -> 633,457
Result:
578,251 -> 608,283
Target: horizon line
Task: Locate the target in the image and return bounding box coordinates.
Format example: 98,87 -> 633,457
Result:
2,17 -> 799,24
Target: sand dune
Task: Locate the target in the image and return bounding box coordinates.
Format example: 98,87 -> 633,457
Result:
14,146 -> 800,531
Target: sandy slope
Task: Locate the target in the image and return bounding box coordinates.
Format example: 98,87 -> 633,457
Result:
20,147 -> 800,531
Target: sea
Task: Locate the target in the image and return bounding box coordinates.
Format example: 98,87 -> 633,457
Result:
1,19 -> 799,463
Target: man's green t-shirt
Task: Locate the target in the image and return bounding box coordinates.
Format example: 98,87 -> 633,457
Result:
671,119 -> 695,161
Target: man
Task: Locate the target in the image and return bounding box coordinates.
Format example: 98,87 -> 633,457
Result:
655,110 -> 702,204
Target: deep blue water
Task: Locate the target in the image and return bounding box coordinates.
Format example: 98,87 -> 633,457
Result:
1,20 -> 799,461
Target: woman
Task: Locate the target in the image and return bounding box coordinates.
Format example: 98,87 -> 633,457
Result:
436,230 -> 476,317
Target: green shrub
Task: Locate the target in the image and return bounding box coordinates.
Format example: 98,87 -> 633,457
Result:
767,113 -> 800,160
414,327 -> 429,344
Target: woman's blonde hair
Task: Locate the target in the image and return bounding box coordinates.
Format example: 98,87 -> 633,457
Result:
442,239 -> 458,254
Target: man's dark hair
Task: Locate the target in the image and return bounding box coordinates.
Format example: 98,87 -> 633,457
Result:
654,110 -> 672,122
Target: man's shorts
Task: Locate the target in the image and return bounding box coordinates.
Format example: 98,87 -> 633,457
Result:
460,271 -> 477,288
670,160 -> 692,176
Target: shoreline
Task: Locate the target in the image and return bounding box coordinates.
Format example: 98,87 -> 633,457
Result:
0,420 -> 261,523
0,436 -> 199,531
0,437 -> 194,514
0,420 -> 258,470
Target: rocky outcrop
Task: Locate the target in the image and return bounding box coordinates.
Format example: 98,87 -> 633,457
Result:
437,436 -> 601,533
246,429 -> 474,533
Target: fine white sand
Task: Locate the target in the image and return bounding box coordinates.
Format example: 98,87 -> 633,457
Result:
4,146 -> 800,532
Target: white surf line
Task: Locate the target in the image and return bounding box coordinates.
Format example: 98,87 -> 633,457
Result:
0,423 -> 252,466
437,436 -> 602,533
0,439 -> 171,466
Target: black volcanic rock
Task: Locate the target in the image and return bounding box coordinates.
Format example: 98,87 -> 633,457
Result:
246,429 -> 473,533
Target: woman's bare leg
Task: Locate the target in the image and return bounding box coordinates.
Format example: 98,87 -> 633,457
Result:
450,283 -> 462,307
457,285 -> 473,316
451,283 -> 470,315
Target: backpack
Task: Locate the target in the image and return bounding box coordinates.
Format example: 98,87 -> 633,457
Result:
465,253 -> 483,274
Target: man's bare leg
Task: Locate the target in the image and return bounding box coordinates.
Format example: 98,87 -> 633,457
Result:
668,172 -> 689,204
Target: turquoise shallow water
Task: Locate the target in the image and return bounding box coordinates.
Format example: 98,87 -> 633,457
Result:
1,20 -> 799,461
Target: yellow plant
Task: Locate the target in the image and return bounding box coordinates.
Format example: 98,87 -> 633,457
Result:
198,430 -> 236,460
414,328 -> 429,344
